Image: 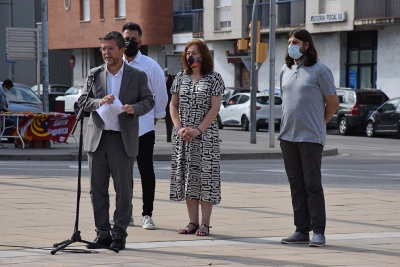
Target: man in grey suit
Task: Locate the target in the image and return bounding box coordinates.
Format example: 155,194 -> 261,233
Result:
78,31 -> 154,250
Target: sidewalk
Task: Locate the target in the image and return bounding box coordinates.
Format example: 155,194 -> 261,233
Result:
0,176 -> 399,266
0,119 -> 339,161
0,121 -> 399,266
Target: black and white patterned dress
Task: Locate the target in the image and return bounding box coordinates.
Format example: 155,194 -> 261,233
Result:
170,70 -> 225,205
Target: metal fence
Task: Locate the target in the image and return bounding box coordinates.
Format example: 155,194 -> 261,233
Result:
247,0 -> 305,29
355,0 -> 400,19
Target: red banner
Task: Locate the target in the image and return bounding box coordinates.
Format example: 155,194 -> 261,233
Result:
11,113 -> 76,143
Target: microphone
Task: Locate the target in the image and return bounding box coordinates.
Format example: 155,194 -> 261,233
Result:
89,66 -> 104,77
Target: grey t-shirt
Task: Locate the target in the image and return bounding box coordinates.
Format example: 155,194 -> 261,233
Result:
278,60 -> 336,146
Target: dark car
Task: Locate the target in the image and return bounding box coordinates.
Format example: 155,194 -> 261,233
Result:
1,82 -> 43,142
327,88 -> 389,135
2,83 -> 43,113
31,84 -> 70,96
365,97 -> 400,137
30,84 -> 69,112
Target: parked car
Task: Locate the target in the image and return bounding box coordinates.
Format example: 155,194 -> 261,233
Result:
30,84 -> 70,96
327,88 -> 389,135
1,82 -> 43,142
217,92 -> 282,131
261,87 -> 281,97
221,87 -> 254,103
1,82 -> 43,113
55,85 -> 83,114
365,97 -> 400,137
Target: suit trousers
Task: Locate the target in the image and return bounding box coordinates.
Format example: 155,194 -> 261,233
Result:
88,131 -> 134,240
136,130 -> 156,217
280,140 -> 326,234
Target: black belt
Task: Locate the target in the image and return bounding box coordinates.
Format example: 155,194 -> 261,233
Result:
103,130 -> 121,134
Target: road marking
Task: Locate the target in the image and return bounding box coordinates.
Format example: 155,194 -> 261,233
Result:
372,153 -> 400,156
333,144 -> 400,151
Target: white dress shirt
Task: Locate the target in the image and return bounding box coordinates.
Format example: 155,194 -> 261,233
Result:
123,51 -> 168,136
103,63 -> 124,131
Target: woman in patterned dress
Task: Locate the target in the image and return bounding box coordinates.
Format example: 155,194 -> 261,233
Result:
169,39 -> 225,236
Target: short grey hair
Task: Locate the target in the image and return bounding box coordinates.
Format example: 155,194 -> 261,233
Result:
99,31 -> 125,48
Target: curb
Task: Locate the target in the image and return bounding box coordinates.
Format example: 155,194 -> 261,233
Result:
0,148 -> 339,161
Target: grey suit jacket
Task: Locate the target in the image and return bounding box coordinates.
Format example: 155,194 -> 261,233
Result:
78,63 -> 155,157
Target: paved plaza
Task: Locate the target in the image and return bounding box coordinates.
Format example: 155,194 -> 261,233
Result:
0,121 -> 399,266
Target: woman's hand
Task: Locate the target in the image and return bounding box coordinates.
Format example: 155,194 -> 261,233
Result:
179,127 -> 201,142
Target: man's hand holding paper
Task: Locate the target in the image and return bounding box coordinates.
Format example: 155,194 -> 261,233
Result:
97,95 -> 124,127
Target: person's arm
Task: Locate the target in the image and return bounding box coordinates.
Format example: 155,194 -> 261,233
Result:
78,68 -> 102,112
170,93 -> 190,139
151,64 -> 168,124
185,95 -> 222,139
324,94 -> 339,124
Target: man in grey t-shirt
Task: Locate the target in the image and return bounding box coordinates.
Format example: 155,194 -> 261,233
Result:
279,28 -> 339,247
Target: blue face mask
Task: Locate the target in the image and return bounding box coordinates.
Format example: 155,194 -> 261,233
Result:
288,43 -> 303,60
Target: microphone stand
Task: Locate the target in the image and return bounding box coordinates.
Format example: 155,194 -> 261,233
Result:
51,71 -> 119,255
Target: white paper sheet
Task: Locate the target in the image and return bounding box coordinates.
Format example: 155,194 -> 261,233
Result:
97,96 -> 124,128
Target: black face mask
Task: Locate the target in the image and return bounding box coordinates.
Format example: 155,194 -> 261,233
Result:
125,40 -> 139,57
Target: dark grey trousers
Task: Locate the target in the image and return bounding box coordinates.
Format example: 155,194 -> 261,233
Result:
88,131 -> 134,240
280,140 -> 326,234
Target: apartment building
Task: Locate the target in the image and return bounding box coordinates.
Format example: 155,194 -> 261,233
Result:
171,0 -> 400,98
48,0 -> 173,86
47,0 -> 400,98
0,0 -> 72,87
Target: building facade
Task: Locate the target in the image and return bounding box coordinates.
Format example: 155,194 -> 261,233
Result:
46,0 -> 400,98
0,0 -> 72,87
48,0 -> 173,86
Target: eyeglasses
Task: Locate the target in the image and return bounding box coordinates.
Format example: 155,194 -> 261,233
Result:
99,46 -> 117,53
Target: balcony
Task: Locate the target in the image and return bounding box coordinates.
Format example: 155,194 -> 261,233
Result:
355,0 -> 400,20
247,0 -> 305,29
173,9 -> 203,36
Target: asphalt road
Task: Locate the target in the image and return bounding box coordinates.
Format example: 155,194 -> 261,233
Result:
1,127 -> 399,190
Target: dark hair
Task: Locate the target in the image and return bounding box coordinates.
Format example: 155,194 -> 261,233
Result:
2,79 -> 13,88
285,28 -> 318,68
122,22 -> 142,36
99,31 -> 125,48
182,39 -> 214,76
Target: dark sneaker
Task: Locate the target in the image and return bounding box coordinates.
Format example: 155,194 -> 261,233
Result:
281,232 -> 310,244
309,232 -> 325,247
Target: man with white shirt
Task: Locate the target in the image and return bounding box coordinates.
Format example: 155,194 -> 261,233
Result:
78,31 -> 154,250
118,22 -> 168,230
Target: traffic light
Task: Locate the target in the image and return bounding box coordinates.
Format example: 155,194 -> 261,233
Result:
237,20 -> 268,62
256,42 -> 268,63
237,38 -> 249,50
248,21 -> 260,47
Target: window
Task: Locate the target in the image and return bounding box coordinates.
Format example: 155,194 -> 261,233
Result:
80,0 -> 90,21
173,0 -> 204,33
238,95 -> 249,104
115,0 -> 126,18
64,0 -> 71,10
228,95 -> 240,105
380,99 -> 399,113
346,31 -> 377,89
319,0 -> 340,13
100,0 -> 104,20
216,0 -> 231,30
